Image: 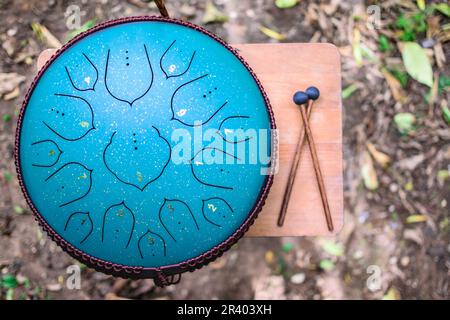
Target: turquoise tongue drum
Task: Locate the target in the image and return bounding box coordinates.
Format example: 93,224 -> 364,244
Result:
15,16 -> 275,286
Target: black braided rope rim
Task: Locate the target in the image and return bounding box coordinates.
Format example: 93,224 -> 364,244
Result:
14,16 -> 277,283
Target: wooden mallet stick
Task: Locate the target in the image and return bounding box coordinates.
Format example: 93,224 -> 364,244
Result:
278,87 -> 334,232
277,98 -> 313,226
154,0 -> 170,17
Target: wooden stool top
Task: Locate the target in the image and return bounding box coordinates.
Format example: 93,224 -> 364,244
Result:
235,43 -> 343,236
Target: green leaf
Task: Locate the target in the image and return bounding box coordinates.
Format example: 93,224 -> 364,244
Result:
202,1 -> 229,24
23,278 -> 31,289
412,13 -> 427,33
6,288 -> 15,300
439,217 -> 450,231
437,169 -> 450,181
394,112 -> 416,135
78,262 -> 87,270
282,242 -> 294,253
275,0 -> 298,9
13,205 -> 24,215
389,69 -> 409,88
439,75 -> 450,91
3,170 -> 13,182
399,30 -> 416,41
66,19 -> 96,41
319,259 -> 335,271
360,45 -> 377,63
394,13 -> 428,41
400,42 -> 433,87
378,35 -> 391,52
342,84 -> 359,99
391,211 -> 399,221
434,3 -> 450,17
3,114 -> 12,122
395,14 -> 410,30
320,240 -> 344,257
404,181 -> 414,191
1,274 -> 18,289
442,105 -> 450,125
352,29 -> 363,67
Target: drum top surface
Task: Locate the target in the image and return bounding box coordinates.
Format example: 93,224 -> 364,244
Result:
17,18 -> 273,269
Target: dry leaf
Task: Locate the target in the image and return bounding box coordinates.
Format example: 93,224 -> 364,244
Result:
2,38 -> 16,56
105,293 -> 130,300
31,23 -> 62,48
0,72 -> 25,98
416,0 -> 426,11
259,26 -> 286,41
3,86 -> 20,101
381,68 -> 406,103
428,72 -> 439,109
433,42 -> 446,69
406,215 -> 427,224
265,250 -> 275,264
352,28 -> 363,67
320,0 -> 339,15
403,228 -> 424,245
366,142 -> 391,168
362,151 -> 379,190
253,276 -> 286,300
397,154 -> 424,171
46,283 -> 62,291
210,258 -> 227,269
382,287 -> 401,300
202,1 -> 228,24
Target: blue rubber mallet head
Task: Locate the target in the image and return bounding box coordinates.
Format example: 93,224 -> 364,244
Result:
306,86 -> 320,101
293,91 -> 309,105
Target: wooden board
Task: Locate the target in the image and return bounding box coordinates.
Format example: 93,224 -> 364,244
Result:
234,43 -> 343,236
37,43 -> 343,237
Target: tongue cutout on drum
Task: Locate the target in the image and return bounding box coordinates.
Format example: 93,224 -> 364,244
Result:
43,94 -> 95,142
101,201 -> 135,249
160,40 -> 196,79
64,53 -> 98,91
30,139 -> 63,168
138,229 -> 167,259
202,197 -> 234,228
102,126 -> 171,191
158,199 -> 199,242
105,45 -> 154,106
171,74 -> 228,127
64,212 -> 93,244
45,162 -> 92,208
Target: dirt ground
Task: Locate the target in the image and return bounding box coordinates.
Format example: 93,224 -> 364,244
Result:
0,0 -> 449,300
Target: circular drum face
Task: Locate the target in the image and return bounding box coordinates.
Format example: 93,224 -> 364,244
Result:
16,17 -> 275,278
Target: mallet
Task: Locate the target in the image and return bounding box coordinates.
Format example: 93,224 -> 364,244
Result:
277,90 -> 313,226
278,87 -> 334,232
